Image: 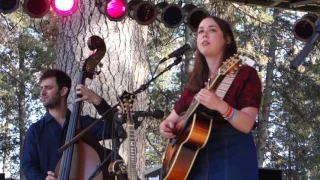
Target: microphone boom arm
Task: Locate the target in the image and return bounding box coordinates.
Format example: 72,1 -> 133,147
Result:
133,56 -> 183,94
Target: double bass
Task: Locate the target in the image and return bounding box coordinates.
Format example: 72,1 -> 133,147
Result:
54,36 -> 113,180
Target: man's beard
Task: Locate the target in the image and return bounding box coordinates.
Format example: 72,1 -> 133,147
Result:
43,92 -> 61,109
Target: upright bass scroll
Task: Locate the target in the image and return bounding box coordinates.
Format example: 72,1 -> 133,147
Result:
83,35 -> 106,78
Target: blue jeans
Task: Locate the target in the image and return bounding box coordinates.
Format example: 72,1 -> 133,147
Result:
187,125 -> 258,180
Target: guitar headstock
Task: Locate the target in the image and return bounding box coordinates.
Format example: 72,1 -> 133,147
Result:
117,91 -> 136,125
219,52 -> 256,76
82,36 -> 106,79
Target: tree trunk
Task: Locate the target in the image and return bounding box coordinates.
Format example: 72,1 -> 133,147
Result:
182,24 -> 194,91
55,1 -> 149,178
256,9 -> 278,167
181,0 -> 195,91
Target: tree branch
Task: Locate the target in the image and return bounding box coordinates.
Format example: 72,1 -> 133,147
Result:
146,135 -> 162,157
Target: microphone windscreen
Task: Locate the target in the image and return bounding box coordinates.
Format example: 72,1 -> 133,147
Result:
153,110 -> 165,119
187,39 -> 197,51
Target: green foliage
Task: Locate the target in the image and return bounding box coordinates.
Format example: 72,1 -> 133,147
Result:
0,7 -> 56,178
144,19 -> 186,170
230,6 -> 320,179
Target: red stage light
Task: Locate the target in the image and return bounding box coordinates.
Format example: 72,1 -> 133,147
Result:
52,0 -> 77,16
24,0 -> 50,18
106,0 -> 127,20
97,0 -> 128,21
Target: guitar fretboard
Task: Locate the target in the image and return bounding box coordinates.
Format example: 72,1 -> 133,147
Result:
127,124 -> 137,180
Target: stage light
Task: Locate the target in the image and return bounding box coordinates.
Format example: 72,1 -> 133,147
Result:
0,0 -> 19,14
156,2 -> 184,28
51,0 -> 77,16
97,0 -> 128,21
129,0 -> 157,25
293,14 -> 319,42
183,4 -> 209,32
23,0 -> 50,18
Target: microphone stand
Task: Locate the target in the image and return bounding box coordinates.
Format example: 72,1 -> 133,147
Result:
290,20 -> 320,70
133,56 -> 183,94
87,151 -> 113,180
88,114 -> 126,180
58,56 -> 183,178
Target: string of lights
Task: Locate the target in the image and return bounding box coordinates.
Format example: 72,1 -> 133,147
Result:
0,0 -> 209,32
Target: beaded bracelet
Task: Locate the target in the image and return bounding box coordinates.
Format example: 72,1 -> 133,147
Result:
222,105 -> 237,122
222,105 -> 232,118
226,108 -> 237,122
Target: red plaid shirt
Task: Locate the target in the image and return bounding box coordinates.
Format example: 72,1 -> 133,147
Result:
174,65 -> 262,128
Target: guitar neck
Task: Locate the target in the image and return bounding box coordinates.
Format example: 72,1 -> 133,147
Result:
127,124 -> 137,180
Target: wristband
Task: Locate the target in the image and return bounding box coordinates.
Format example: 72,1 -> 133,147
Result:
226,108 -> 237,122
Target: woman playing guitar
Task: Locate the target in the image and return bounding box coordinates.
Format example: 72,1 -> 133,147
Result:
160,16 -> 262,180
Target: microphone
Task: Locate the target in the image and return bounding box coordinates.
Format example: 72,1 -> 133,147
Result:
134,109 -> 165,119
133,110 -> 164,129
159,39 -> 196,64
290,21 -> 320,70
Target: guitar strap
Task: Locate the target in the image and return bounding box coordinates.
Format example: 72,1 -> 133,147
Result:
214,67 -> 259,129
215,71 -> 239,99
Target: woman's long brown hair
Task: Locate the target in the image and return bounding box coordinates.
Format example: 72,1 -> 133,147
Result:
188,16 -> 237,93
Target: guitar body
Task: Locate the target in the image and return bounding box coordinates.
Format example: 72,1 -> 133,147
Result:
161,113 -> 213,180
55,132 -> 113,180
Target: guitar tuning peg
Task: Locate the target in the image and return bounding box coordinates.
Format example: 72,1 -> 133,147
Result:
98,63 -> 103,67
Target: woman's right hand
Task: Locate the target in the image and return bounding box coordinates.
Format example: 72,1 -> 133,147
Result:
159,119 -> 176,139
